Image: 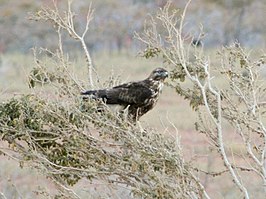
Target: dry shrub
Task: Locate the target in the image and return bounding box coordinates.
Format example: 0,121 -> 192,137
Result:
0,1 -> 208,198
136,1 -> 266,198
2,0 -> 265,198
0,79 -> 205,198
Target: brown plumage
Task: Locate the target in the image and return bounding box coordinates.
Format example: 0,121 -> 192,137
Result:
81,68 -> 168,121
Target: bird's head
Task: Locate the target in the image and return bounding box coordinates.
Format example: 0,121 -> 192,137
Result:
148,68 -> 169,81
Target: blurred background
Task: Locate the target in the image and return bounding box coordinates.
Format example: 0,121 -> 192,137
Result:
0,0 -> 266,55
0,1 -> 266,198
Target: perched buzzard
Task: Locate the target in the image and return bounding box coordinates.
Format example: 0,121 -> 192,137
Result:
81,68 -> 168,121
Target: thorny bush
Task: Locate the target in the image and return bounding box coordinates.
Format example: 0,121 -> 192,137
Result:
0,2 -> 206,198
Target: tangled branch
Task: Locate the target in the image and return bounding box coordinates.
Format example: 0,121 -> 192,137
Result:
0,1 -> 209,198
136,1 -> 266,198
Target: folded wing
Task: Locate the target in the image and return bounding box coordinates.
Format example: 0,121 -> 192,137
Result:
81,82 -> 154,106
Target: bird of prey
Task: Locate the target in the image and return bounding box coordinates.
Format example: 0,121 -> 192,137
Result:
81,68 -> 168,121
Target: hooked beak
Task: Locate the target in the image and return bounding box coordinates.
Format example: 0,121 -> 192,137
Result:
162,71 -> 169,78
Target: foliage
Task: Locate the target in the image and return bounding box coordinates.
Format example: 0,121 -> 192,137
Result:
0,1 -> 207,198
1,0 -> 266,198
0,88 -> 204,198
136,1 -> 266,198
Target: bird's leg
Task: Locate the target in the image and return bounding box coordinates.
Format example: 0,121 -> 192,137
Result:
121,105 -> 130,121
136,121 -> 146,133
134,110 -> 146,133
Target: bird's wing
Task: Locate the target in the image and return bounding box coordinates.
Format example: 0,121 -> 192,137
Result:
105,81 -> 154,105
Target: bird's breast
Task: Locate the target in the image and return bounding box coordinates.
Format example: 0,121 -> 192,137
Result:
152,81 -> 164,94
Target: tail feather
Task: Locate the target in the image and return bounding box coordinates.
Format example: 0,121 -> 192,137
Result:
81,89 -> 108,101
81,90 -> 97,95
82,89 -> 125,104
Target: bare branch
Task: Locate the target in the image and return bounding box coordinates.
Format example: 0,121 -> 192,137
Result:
136,1 -> 266,198
31,0 -> 95,87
